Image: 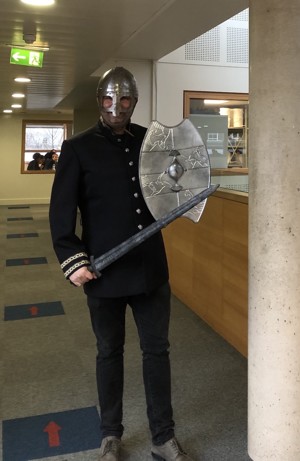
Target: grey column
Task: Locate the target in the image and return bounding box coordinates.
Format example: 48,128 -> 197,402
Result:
248,1 -> 300,460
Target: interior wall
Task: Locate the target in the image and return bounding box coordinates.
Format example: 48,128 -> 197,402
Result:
154,61 -> 249,125
0,59 -> 248,206
73,107 -> 99,135
0,113 -> 72,206
154,8 -> 249,125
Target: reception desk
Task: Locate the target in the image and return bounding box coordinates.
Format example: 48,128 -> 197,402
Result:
163,186 -> 248,357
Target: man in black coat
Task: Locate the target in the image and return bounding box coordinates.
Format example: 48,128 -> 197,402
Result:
49,67 -> 194,461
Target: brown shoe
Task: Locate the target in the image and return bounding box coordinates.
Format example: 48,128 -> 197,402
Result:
98,436 -> 121,461
151,437 -> 194,460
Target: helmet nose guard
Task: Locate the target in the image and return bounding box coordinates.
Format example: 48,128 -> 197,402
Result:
97,67 -> 138,117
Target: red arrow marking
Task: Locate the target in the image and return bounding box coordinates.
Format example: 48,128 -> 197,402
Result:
44,421 -> 62,447
29,306 -> 39,316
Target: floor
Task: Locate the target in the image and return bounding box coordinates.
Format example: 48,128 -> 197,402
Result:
0,204 -> 251,461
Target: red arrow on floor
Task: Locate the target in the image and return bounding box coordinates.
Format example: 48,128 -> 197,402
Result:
43,421 -> 62,447
29,306 -> 39,316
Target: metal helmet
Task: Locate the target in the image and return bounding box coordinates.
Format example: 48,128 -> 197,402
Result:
96,67 -> 138,117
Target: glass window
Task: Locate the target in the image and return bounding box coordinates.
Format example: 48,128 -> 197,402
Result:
21,120 -> 72,173
183,91 -> 248,170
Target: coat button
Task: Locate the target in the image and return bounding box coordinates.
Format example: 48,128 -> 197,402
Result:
131,176 -> 136,181
136,209 -> 141,214
125,148 -> 130,152
134,192 -> 139,198
129,161 -> 134,166
138,224 -> 143,230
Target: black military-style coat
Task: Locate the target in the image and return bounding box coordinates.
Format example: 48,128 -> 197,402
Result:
49,121 -> 169,298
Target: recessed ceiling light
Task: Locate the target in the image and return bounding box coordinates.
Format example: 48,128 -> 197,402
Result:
3,109 -> 13,113
14,77 -> 32,83
204,100 -> 229,105
11,104 -> 23,108
12,93 -> 25,98
20,0 -> 55,6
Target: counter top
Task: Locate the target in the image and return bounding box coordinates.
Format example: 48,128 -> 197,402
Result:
212,168 -> 248,176
213,187 -> 248,204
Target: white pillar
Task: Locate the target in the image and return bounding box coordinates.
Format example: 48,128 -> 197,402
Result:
248,1 -> 300,460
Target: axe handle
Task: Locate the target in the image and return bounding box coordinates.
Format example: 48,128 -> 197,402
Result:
89,184 -> 219,277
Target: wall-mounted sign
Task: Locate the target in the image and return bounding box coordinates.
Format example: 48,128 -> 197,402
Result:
10,48 -> 44,68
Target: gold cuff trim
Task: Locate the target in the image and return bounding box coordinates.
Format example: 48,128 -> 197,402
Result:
64,259 -> 90,278
61,252 -> 88,269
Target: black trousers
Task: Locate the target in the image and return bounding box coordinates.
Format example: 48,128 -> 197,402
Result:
87,282 -> 175,445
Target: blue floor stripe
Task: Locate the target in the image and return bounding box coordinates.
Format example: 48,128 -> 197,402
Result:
7,233 -> 38,239
4,301 -> 65,320
3,407 -> 101,461
6,257 -> 47,266
7,217 -> 33,221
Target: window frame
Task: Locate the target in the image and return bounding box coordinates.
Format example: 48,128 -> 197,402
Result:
21,119 -> 73,174
183,91 -> 249,171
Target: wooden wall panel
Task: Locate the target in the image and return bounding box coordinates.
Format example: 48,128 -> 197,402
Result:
163,192 -> 248,356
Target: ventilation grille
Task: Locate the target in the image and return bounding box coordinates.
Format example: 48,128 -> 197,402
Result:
185,27 -> 220,62
227,27 -> 248,64
232,9 -> 249,21
183,8 -> 248,67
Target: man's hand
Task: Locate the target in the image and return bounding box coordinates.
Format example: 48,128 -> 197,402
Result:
69,266 -> 97,287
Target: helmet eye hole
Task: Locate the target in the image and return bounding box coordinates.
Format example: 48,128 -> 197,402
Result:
119,96 -> 131,109
102,96 -> 113,108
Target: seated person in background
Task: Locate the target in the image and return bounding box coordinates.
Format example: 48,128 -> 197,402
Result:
44,150 -> 59,170
44,150 -> 53,166
27,153 -> 44,170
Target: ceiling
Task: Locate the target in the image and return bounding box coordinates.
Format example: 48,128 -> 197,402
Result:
0,0 -> 248,115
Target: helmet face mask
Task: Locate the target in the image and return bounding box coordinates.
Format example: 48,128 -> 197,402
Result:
97,67 -> 138,127
101,93 -> 133,117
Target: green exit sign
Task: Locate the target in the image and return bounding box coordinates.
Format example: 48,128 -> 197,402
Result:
10,48 -> 44,68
